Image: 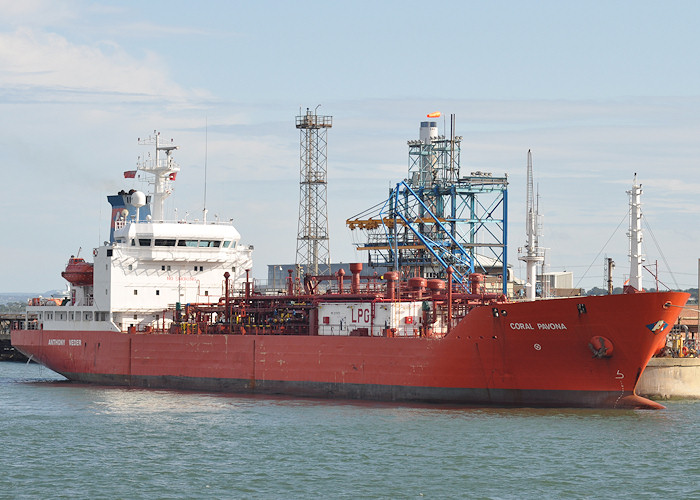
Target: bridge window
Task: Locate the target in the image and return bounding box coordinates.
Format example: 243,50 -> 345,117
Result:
139,239 -> 152,246
178,240 -> 198,247
154,239 -> 176,246
198,240 -> 220,247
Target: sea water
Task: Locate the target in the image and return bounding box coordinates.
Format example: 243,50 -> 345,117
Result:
1,362 -> 698,499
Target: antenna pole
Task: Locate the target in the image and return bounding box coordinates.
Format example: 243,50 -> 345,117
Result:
203,117 -> 208,223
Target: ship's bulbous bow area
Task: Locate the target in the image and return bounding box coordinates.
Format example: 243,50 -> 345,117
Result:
615,394 -> 665,410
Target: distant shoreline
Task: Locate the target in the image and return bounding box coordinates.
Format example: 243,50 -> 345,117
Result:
0,291 -> 63,306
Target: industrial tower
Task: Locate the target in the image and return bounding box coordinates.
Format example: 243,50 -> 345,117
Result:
295,107 -> 333,276
347,115 -> 509,294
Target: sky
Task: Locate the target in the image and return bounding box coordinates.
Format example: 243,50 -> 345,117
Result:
1,0 -> 700,293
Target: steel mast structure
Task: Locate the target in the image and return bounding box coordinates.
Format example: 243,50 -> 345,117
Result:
518,150 -> 544,300
347,114 -> 509,294
136,131 -> 180,222
626,174 -> 644,291
295,107 -> 333,277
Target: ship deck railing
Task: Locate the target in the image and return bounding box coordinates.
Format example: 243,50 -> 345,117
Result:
126,322 -> 449,338
121,218 -> 240,227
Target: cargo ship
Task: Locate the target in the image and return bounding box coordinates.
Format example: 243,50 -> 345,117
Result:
11,124 -> 689,409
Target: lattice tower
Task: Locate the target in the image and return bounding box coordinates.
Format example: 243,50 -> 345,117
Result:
295,108 -> 333,276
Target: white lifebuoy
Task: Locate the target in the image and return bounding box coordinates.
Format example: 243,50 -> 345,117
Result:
93,249 -> 98,257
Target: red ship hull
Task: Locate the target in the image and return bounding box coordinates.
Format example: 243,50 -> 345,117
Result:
12,292 -> 688,409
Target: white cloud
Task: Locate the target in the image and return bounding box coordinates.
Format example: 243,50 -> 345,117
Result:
0,27 -> 204,102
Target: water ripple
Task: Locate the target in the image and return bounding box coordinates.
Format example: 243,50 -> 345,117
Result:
2,362 -> 699,499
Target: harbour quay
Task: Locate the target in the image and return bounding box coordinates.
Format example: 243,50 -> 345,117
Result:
0,314 -> 29,361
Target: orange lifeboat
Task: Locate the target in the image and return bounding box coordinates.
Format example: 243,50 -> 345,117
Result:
61,256 -> 94,286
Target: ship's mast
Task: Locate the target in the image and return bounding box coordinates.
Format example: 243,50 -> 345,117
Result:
137,131 -> 180,222
519,150 -> 544,300
627,173 -> 644,291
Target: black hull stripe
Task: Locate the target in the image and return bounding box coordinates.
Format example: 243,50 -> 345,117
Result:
62,372 -> 643,409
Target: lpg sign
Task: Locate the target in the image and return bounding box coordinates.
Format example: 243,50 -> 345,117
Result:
351,306 -> 372,324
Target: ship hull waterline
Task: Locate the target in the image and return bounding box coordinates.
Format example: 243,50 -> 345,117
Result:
12,292 -> 688,410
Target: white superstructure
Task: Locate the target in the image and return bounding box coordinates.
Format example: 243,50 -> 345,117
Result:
27,132 -> 252,332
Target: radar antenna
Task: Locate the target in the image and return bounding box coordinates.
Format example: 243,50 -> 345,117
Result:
137,131 -> 180,222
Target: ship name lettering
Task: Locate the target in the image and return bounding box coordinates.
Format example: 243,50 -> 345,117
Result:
69,339 -> 81,346
537,323 -> 567,330
510,323 -> 534,330
166,276 -> 199,282
48,339 -> 65,346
